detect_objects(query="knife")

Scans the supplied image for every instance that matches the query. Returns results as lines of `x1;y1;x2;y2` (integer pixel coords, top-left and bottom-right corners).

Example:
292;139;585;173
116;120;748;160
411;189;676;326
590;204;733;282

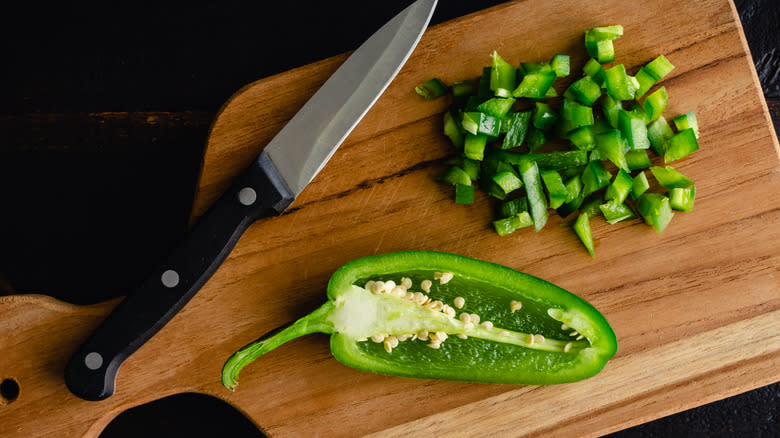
65;0;438;401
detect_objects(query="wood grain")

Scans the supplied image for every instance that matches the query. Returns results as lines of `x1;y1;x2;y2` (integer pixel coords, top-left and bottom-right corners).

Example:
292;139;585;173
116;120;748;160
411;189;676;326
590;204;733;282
1;0;778;436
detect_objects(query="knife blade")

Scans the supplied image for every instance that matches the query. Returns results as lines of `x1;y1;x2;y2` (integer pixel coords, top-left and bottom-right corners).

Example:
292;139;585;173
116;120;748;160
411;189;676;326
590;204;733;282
65;0;438;401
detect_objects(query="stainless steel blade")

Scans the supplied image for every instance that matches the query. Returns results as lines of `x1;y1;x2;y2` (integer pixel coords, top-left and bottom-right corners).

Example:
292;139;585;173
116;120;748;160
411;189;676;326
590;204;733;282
265;0;437;197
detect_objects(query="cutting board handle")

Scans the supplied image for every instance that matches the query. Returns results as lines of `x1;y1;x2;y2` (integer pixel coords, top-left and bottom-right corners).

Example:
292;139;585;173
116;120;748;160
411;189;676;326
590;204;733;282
64;151;294;401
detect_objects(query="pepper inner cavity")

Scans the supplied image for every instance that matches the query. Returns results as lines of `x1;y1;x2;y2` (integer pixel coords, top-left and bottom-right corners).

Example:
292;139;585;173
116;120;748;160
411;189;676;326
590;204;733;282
351;274;589;354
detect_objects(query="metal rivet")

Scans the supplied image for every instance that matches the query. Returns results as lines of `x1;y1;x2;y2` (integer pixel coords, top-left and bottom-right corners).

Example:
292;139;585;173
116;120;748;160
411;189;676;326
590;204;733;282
238;187;257;206
85;352;103;370
161;270;180;288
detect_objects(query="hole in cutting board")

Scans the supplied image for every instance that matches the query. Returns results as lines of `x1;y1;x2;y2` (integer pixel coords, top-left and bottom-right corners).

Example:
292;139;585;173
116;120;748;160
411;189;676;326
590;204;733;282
99;393;265;438
0;378;20;404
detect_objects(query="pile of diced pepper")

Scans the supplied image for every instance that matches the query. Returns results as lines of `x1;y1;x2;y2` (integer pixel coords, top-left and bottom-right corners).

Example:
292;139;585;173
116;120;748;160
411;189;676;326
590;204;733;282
415;25;699;256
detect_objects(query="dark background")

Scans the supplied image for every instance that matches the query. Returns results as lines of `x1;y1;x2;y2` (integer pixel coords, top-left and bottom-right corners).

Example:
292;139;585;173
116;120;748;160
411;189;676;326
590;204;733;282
0;1;777;436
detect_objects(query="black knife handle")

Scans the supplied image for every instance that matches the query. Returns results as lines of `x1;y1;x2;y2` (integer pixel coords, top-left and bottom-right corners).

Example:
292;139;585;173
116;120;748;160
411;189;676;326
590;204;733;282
64;151;293;401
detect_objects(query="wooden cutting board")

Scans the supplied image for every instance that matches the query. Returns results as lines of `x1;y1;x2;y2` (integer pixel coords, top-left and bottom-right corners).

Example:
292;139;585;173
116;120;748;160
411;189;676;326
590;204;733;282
1;0;778;436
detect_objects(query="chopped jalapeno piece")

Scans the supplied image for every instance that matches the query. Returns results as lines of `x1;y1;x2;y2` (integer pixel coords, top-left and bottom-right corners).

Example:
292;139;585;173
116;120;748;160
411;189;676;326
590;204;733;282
670;186;696;212
631;171;650;200
463;112;501;137
625;149;652;170
464;133;488;161
664;128;699;163
595;129;629;171
513;70;557;98
564;75;602;106
437;166;472;186
637;193;674;233
599;201;637;224
526;126;547;153
533;102;559;130
415;78;448;100
643;86;668;123
443;110;465;149
605;169;633;203
618;109;650;150
604;64;636;101
540;169;569;209
492;171;523;196
550;53;571;77
673;111;699;138
574;213;595;257
491;51;518;98
502;111;532;149
583;58;606;86
477;97;516;118
518;159;549;231
493;211;534;236
498;197;528;218
647;115;675;156
601;94;622;129
455;184;475;205
581;160;612;197
650;166;694;189
569;126;597;151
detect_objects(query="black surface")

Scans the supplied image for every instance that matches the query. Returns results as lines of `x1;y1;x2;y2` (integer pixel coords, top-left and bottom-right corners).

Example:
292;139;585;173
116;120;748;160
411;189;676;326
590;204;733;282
0;1;777;436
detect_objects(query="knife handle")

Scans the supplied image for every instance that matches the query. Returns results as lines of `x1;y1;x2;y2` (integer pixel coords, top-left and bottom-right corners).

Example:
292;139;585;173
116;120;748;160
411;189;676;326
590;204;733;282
64;151;293;401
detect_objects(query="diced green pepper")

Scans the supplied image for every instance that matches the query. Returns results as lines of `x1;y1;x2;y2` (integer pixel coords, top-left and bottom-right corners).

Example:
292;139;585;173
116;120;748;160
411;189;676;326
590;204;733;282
451;81;474;99
550;53;570;77
492;171;523;196
415;78;449;100
519;62;553;74
634;68;656;99
437;166;472;186
464;133;488;161
574;213;595;257
650;166;694;189
582;160;612;197
540;169;569;209
618;109;650;150
583;58;606;86
586;39;615;64
647;115;675;156
490;51;518;98
221;251;618;388
664;128;699;163
625;149;652;170
443;110;465;149
502;111;532;149
455;184;475;204
477;97;516;118
533;102;559;130
565;175;583;203
637;193;674;233
586;25;624;41
643;86;668;123
599;201;637;224
631;171;650;200
673;111;699;138
580;195;603;218
595;129;629;171
488;150;589;170
512;70;557;98
605;169;633;204
526;126;547;153
569;125;596;151
604;64;636;101
644;55;675;81
498;197;528;218
564;76;602;106
493;211;534;236
459;156;481;180
670;186;696;212
562;99;594;130
601;94;622;129
518;159;548;231
463;112;501;137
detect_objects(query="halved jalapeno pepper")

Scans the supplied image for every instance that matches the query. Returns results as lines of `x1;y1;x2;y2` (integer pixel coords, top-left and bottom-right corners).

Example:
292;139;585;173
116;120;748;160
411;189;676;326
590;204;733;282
222;251;617;390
